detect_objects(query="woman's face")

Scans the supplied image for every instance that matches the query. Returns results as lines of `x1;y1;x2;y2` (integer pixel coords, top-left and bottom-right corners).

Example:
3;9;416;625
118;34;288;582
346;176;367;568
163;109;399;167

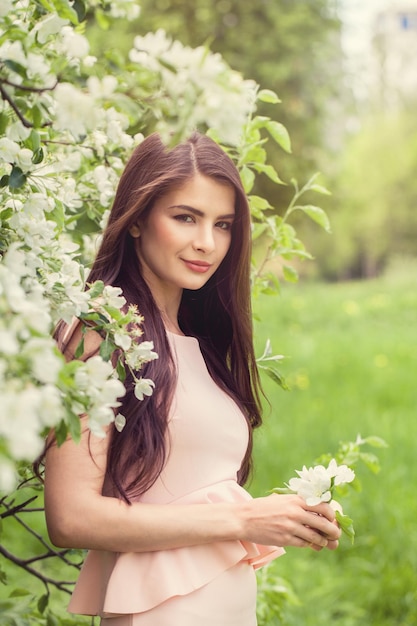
133;173;236;305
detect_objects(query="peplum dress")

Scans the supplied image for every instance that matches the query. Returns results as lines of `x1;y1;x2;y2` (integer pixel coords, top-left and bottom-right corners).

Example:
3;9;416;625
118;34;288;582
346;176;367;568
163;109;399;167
68;331;284;625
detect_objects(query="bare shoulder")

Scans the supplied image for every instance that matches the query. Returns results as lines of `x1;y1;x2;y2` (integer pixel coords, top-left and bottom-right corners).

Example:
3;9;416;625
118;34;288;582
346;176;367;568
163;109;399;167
58;318;103;362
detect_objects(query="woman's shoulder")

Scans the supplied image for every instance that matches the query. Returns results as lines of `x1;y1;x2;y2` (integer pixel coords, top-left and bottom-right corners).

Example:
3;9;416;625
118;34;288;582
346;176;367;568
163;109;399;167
56;317;103;362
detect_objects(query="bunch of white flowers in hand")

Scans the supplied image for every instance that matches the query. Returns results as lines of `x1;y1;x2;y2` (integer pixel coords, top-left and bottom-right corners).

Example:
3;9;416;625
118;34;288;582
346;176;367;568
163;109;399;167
273;435;388;544
275;459;355;542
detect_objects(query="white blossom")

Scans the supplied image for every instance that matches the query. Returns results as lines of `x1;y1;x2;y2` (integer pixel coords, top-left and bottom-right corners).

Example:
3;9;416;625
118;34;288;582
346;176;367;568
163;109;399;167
26;52;53;82
109;0;140;20
0;138;20;163
327;459;356;486
87;75;118;98
33;13;69;44
0;0;12;17
59;26;90;60
7;122;32;142
92;165;118;206
38;384;65;427
114;332;132;351
15;148;34;173
134;378;155;401
0;388;45;459
0;40;26;67
126;341;159;369
0;330;19;355
288;465;332;506
53;83;99;138
21;337;62;384
101;285;126;309
287;459;356;506
114;413;126;432
83;55;97;68
0;461;17;493
88;405;115;437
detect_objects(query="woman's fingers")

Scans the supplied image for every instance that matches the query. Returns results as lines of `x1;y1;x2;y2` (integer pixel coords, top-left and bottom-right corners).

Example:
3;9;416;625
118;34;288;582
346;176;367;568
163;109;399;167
242;494;341;549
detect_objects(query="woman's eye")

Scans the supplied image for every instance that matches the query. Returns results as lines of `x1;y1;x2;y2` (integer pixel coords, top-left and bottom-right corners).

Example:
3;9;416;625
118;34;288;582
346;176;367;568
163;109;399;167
217;221;233;231
174;214;194;223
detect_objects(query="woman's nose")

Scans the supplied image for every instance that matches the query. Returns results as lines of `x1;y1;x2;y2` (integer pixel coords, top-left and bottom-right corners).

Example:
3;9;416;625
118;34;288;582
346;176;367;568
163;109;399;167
192;226;215;253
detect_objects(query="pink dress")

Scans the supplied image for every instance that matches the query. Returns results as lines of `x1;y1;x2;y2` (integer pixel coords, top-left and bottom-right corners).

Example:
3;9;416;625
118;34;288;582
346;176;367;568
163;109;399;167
68;332;284;625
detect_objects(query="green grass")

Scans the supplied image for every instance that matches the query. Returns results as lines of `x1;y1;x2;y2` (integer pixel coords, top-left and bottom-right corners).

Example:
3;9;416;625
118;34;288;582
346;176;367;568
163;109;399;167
250;270;417;625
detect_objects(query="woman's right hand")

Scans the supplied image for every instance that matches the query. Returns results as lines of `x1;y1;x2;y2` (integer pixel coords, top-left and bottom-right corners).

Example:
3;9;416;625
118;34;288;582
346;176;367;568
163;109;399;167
239;493;341;550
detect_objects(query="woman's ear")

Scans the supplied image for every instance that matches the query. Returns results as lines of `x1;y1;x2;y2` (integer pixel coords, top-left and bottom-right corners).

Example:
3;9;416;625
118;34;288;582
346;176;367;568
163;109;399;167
129;224;141;238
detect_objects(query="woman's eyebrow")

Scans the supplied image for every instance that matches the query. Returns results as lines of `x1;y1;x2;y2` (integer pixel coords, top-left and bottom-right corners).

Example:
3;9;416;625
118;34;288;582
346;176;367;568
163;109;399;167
168;204;235;219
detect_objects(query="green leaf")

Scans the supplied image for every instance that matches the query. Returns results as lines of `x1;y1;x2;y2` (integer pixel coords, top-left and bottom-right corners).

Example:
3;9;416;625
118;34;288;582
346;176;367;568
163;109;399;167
335;510;355;544
362;435;389;448
309;183;331;196
297;205;331;233
359;451;382;474
54;419;68;446
283;265;299;283
67;412;82;443
257;89;281;104
95;8;110;29
29;130;40;152
31;104;43;128
32;148;44;165
100;336;116;361
242;144;267;167
240;166;255;193
72;0;86;21
0;175;9;188
258;364;289;390
249;195;273;212
0;113;8;135
254;163;285;185
102;305;123;322
37;593;49;614
0;566;7;584
4;59;27;77
116;358;126;382
87;280;105;298
9;588;31;597
51;0;79;23
74;338;85;359
9;166;27;190
265;120;292;153
251;222;268;241
46;612;59;626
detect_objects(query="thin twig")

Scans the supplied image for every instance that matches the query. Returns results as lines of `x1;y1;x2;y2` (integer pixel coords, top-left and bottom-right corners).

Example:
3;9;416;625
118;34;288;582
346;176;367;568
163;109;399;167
0;84;33;127
0;496;38;519
0;544;75;594
0;75;59;93
2;494;84;569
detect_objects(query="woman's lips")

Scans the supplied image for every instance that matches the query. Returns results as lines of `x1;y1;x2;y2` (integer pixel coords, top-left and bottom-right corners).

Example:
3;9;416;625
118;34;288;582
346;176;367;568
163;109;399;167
182;259;212;273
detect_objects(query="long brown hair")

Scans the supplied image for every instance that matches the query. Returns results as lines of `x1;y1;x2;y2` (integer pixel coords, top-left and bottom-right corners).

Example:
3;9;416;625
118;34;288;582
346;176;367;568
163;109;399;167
57;132;263;502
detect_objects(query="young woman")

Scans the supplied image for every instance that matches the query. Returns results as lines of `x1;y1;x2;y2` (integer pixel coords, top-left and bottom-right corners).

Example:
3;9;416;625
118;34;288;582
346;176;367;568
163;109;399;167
44;132;340;626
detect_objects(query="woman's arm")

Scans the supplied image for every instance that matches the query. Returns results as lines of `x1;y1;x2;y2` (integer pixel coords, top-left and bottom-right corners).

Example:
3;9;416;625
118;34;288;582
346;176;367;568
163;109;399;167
44;422;340;552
